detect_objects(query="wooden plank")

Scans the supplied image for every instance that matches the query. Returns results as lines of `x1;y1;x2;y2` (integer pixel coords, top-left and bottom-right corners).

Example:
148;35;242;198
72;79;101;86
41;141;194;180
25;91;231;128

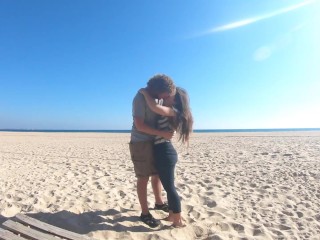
15;214;96;240
0;228;28;240
3;220;59;240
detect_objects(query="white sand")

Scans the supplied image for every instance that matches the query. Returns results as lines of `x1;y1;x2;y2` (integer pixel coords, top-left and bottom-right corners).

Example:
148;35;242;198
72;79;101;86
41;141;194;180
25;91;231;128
1;131;320;239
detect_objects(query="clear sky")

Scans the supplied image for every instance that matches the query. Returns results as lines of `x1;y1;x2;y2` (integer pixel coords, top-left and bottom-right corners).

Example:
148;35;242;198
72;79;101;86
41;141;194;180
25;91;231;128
1;0;319;130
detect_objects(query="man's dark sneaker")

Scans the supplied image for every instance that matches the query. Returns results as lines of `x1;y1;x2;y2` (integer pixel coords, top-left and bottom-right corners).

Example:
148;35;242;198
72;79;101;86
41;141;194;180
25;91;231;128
154;202;169;213
140;213;160;228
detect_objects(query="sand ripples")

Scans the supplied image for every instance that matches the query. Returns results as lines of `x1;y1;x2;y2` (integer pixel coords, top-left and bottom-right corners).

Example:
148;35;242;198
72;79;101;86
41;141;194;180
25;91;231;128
1;132;320;239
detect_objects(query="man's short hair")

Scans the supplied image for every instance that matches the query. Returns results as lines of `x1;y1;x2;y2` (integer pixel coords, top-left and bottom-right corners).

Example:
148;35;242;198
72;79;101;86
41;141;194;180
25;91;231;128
147;74;176;95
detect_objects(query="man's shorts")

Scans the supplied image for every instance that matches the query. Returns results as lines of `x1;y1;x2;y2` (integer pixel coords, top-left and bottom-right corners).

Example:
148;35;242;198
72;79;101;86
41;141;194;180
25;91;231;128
129;141;158;177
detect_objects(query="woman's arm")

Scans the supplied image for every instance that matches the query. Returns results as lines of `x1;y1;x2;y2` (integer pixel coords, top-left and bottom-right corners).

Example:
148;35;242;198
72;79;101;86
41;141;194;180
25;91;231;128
139;88;176;117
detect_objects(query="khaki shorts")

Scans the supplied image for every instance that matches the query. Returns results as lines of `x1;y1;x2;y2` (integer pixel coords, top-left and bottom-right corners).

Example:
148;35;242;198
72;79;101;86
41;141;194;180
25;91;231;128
129;141;157;177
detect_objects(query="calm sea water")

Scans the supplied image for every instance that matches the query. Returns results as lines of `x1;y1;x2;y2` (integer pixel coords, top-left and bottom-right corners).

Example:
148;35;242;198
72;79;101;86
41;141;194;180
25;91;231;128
1;128;320;133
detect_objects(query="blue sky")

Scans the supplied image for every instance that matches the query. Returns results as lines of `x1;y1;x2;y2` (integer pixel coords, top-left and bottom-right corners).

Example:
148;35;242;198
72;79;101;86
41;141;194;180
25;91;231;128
1;0;319;130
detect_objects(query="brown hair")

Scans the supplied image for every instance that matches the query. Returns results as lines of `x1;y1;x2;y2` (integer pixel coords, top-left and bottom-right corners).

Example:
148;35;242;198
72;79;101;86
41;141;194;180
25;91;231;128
172;87;193;143
147;74;176;96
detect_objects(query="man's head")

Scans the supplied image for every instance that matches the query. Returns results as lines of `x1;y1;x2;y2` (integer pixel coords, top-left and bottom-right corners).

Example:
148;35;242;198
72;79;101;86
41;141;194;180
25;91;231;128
146;74;176;100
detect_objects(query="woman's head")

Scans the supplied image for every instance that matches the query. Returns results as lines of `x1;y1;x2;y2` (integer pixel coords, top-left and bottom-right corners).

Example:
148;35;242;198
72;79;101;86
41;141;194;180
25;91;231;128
169;87;193;143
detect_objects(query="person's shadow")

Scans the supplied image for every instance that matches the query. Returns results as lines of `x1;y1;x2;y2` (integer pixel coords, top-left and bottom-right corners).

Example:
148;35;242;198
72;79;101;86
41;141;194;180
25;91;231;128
0;215;7;225
1;208;164;234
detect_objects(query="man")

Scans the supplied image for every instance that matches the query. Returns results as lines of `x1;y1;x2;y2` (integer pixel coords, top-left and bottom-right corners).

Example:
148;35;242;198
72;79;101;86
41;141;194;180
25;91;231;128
129;74;176;228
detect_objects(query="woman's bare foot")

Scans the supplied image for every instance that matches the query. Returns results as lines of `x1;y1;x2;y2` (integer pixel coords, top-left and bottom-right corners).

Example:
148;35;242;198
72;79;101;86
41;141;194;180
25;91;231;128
163;211;174;222
163;216;173;221
172;212;186;228
172;223;186;228
163;213;174;222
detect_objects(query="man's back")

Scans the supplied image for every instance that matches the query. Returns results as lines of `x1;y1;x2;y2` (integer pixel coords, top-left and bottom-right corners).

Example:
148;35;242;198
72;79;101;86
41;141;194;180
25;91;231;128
131;92;158;142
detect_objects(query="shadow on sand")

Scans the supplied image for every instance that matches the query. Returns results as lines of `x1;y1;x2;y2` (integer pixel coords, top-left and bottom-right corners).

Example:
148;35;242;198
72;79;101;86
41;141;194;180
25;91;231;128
0;215;7;225
1;208;163;234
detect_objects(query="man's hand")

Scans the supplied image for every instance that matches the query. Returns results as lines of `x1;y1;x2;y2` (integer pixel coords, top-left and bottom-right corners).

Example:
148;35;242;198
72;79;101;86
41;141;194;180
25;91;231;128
160;130;175;140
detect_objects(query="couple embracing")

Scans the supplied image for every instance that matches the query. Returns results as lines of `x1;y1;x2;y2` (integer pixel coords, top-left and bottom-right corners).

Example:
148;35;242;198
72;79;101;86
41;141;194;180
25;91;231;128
129;74;193;228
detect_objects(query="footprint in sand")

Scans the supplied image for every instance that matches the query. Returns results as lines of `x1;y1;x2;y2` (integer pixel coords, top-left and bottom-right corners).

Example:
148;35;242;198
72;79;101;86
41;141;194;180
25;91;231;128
93;182;103;190
203;179;212;184
207;211;227;221
252;228;264;237
282;210;294;217
192;225;207;238
314;213;320;222
118;190;126;198
283;153;293;157
296;211;304;218
231;222;245;233
216;222;229;231
21;204;34;211
206;186;214;191
270;228;285;238
190;210;201;219
278;224;291;231
44;190;55;197
13;196;22;201
206;200;217;208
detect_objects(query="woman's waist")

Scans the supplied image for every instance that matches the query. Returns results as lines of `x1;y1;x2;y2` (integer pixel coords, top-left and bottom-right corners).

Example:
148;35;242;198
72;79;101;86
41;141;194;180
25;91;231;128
154;141;176;152
154;138;170;145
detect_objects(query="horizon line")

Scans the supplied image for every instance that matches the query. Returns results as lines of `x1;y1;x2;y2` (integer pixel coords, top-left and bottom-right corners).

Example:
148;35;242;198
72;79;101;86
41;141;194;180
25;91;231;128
1;128;320;132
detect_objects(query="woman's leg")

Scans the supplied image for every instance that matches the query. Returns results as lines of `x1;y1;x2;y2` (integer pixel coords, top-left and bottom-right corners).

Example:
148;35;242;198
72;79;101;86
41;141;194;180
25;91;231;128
159;162;181;213
161;163;185;227
157;164;180;211
155;143;184;227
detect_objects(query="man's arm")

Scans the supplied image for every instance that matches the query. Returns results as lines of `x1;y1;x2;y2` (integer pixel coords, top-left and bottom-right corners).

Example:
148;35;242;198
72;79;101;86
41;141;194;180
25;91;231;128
139;89;175;117
134;117;174;140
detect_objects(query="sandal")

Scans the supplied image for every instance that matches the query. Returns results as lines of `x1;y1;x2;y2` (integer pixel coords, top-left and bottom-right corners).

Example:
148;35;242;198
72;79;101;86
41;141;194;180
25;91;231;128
154;202;169;212
140;213;160;228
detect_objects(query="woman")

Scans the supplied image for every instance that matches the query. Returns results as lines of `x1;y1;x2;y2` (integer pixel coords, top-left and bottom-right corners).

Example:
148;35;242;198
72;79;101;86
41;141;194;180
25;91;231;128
140;87;193;228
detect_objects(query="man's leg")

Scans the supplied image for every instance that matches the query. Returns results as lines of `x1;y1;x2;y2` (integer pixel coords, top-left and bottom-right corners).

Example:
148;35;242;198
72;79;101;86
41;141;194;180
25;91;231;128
151;174;165;205
137;176;149;215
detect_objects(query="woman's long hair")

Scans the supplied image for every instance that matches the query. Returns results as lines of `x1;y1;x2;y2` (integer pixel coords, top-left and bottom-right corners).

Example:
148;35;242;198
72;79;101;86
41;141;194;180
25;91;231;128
172;87;193;143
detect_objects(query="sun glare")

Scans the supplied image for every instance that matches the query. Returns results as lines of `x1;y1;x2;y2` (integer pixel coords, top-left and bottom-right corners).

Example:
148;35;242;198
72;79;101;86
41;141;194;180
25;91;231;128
203;0;317;34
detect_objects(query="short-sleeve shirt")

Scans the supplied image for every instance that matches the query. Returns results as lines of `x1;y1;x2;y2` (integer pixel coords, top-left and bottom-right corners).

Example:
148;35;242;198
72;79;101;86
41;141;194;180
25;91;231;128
130;92;160;142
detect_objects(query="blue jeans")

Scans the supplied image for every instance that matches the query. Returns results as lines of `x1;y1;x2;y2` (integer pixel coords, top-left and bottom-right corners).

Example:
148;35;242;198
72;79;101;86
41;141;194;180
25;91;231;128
154;142;181;213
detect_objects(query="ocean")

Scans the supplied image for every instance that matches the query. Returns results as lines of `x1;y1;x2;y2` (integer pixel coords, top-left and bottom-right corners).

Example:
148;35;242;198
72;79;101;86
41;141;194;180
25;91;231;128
1;128;320;133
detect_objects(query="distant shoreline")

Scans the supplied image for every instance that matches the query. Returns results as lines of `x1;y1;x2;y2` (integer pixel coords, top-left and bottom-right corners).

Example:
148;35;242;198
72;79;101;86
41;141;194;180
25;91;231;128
1;128;320;133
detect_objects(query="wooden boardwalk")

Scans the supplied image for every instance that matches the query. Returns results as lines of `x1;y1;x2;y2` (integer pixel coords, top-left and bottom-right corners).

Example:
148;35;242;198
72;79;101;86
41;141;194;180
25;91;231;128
0;213;97;240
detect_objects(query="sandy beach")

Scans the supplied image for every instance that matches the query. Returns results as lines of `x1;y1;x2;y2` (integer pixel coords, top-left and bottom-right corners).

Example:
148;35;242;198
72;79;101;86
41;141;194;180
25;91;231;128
0;131;320;240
